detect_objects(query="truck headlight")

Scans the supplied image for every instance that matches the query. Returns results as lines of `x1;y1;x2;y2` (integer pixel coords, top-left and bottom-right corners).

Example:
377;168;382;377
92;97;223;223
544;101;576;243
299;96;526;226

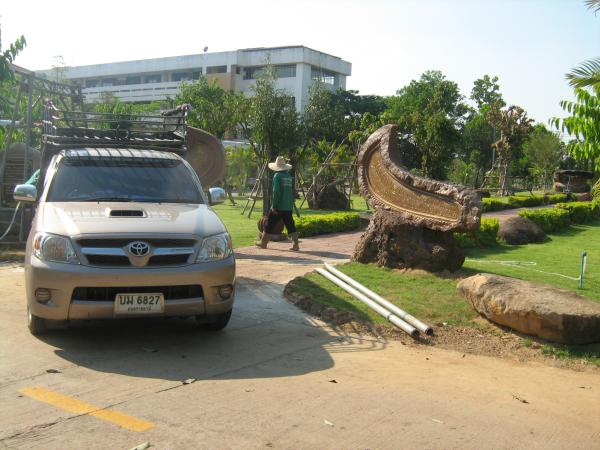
196;233;233;263
33;232;80;264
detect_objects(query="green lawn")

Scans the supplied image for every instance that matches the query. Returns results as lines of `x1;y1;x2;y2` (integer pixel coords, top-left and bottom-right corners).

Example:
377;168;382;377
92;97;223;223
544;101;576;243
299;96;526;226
289;222;600;365
464;222;600;302
294;263;476;326
213;195;369;248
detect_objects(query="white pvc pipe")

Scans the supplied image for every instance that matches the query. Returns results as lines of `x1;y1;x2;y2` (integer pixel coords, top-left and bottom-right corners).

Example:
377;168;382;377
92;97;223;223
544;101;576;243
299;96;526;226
324;263;433;335
315;268;418;337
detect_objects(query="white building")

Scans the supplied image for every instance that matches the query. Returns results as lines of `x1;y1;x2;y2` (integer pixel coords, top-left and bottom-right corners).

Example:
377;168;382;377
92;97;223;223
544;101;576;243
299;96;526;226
42;46;352;112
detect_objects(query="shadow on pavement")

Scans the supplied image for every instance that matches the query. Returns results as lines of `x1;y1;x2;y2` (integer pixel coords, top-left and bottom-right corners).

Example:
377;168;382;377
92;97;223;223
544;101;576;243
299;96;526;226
40;277;387;382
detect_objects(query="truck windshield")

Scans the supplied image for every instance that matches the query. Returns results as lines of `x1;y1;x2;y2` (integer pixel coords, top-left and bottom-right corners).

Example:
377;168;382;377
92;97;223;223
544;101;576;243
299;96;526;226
46;158;204;204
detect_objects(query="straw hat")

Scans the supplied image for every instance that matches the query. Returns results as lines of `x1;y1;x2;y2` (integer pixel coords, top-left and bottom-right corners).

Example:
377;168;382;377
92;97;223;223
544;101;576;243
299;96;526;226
268;156;292;172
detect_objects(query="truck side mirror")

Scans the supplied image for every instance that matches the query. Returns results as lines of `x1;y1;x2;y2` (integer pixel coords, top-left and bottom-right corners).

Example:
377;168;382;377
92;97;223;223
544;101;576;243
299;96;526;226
13;184;37;203
208;187;226;206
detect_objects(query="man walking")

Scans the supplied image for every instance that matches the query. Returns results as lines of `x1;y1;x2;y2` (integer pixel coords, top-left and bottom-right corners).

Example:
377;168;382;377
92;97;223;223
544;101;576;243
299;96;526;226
256;156;299;251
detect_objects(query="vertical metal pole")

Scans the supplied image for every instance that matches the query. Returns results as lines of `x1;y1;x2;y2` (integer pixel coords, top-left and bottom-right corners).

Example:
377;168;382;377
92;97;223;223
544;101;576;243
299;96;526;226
19;74;34;243
0;84;22;207
579;251;587;289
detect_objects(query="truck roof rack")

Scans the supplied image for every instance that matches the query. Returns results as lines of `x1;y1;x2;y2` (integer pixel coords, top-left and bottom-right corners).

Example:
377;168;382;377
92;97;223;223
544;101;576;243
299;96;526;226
40;101;191;174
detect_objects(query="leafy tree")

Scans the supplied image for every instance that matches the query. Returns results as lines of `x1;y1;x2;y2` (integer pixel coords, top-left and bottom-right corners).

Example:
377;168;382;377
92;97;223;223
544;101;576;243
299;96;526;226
487;105;534;194
461;109;496;186
552;87;600;171
331;89;387;119
567;57;600;90
470;75;506;110
0;24;26;82
224;145;256;195
447;159;477;186
175;77;237;138
302;82;350;145
523;125;566;190
385;70;468;179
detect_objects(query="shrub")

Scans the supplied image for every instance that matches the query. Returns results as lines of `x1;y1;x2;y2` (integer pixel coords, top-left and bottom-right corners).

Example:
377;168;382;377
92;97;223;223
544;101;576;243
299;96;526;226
482;194;569;212
482;198;507;212
545;193;569;204
507;195;543;208
556;202;600;224
592;179;600;202
295;212;361;238
455;218;499;248
518;208;571;233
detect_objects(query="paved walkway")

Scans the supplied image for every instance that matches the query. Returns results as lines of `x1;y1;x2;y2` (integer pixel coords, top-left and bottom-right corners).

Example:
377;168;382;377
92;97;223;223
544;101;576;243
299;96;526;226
235;231;361;283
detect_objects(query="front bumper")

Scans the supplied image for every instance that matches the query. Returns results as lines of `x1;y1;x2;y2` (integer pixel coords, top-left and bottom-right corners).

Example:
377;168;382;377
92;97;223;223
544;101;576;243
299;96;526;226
25;256;235;321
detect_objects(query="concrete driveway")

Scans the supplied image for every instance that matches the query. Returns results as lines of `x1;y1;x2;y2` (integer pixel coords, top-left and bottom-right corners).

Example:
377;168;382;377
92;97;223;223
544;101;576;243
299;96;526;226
1;233;599;449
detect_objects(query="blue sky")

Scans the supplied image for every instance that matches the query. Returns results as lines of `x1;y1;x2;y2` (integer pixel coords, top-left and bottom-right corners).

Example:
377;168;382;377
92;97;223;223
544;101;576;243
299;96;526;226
2;0;598;125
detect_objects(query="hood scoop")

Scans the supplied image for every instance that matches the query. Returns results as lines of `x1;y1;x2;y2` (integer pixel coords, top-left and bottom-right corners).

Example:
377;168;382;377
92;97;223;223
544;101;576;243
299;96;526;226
108;209;145;217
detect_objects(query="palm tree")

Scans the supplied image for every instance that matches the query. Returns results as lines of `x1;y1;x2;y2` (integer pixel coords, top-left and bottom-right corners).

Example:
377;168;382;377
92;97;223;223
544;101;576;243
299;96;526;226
567;58;600;90
566;1;600;89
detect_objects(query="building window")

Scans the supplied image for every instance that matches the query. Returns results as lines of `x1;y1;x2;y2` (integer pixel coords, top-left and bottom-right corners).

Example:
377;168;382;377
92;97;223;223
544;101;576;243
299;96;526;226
172;72;192;82
276;65;296;78
192;70;202;80
85;80;97;88
145;74;162;84
206;65;227;74
101;78;118;87
243;66;262;80
125;76;141;85
243;65;296;80
311;66;337;85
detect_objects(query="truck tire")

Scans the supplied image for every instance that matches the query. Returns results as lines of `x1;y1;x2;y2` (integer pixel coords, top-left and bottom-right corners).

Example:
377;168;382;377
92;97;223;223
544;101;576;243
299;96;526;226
27;305;47;335
198;309;232;331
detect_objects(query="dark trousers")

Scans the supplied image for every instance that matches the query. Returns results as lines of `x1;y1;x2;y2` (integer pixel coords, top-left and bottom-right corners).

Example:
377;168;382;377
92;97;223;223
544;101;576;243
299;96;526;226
266;210;296;234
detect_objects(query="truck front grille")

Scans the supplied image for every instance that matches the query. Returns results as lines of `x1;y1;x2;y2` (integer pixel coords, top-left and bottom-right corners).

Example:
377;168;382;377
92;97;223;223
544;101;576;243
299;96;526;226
76;237;197;267
78;238;196;248
71;285;203;302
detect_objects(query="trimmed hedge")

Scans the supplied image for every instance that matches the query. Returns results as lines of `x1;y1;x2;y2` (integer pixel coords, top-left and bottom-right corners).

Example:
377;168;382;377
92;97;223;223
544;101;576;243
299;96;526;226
295;212;361;238
556;201;600;224
482;198;507;212
454;218;499;248
482;193;569;212
518;208;571;233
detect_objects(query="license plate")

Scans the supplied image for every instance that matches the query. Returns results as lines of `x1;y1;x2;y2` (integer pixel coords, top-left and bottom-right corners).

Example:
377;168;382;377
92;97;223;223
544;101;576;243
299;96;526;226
114;293;164;314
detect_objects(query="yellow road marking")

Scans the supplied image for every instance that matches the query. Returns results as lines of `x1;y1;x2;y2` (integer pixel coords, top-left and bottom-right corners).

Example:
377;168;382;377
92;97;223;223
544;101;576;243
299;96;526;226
19;387;154;432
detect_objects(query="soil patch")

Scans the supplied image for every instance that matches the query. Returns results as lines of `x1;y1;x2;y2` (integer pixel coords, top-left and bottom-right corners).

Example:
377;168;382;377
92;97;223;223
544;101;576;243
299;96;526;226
284;275;600;372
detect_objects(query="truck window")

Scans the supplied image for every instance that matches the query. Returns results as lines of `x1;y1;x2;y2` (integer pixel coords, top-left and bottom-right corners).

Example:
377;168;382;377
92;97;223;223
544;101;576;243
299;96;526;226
46;158;204;204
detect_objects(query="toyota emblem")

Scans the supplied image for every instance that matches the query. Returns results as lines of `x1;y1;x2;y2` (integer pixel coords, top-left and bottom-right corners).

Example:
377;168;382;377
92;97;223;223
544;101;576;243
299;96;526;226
128;241;150;257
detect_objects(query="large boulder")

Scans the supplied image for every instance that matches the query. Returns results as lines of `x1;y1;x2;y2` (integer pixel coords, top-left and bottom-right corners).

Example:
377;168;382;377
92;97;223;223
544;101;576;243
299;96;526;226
498;216;546;245
457;274;600;344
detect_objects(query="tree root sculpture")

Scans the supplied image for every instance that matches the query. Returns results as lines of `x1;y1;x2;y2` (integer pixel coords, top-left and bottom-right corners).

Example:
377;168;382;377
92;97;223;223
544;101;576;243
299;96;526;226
352;125;482;271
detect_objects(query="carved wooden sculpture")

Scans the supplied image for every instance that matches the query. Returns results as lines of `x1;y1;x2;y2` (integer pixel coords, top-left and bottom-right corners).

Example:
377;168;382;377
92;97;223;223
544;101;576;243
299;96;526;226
353;125;482;271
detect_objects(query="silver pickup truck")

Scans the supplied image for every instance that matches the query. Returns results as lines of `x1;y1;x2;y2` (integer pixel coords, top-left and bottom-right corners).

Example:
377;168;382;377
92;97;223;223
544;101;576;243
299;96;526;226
14;104;235;334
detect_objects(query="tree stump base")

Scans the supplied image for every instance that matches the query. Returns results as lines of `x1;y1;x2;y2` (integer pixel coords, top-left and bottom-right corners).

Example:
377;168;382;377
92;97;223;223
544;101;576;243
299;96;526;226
352;210;465;272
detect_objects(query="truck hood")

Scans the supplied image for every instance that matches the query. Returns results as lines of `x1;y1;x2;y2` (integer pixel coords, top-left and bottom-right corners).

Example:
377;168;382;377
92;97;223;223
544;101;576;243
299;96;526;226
36;202;227;238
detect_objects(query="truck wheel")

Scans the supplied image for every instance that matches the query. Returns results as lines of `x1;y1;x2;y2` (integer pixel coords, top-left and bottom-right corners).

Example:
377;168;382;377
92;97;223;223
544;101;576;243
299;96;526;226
198;309;232;331
27;306;47;335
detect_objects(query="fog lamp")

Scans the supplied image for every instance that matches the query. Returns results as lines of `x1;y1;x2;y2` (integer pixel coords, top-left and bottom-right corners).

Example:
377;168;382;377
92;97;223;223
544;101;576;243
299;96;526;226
218;284;234;300
35;288;52;303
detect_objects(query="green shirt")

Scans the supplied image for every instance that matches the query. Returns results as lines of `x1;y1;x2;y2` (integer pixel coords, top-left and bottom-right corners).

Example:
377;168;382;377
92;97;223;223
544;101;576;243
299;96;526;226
271;171;294;211
26;169;40;186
